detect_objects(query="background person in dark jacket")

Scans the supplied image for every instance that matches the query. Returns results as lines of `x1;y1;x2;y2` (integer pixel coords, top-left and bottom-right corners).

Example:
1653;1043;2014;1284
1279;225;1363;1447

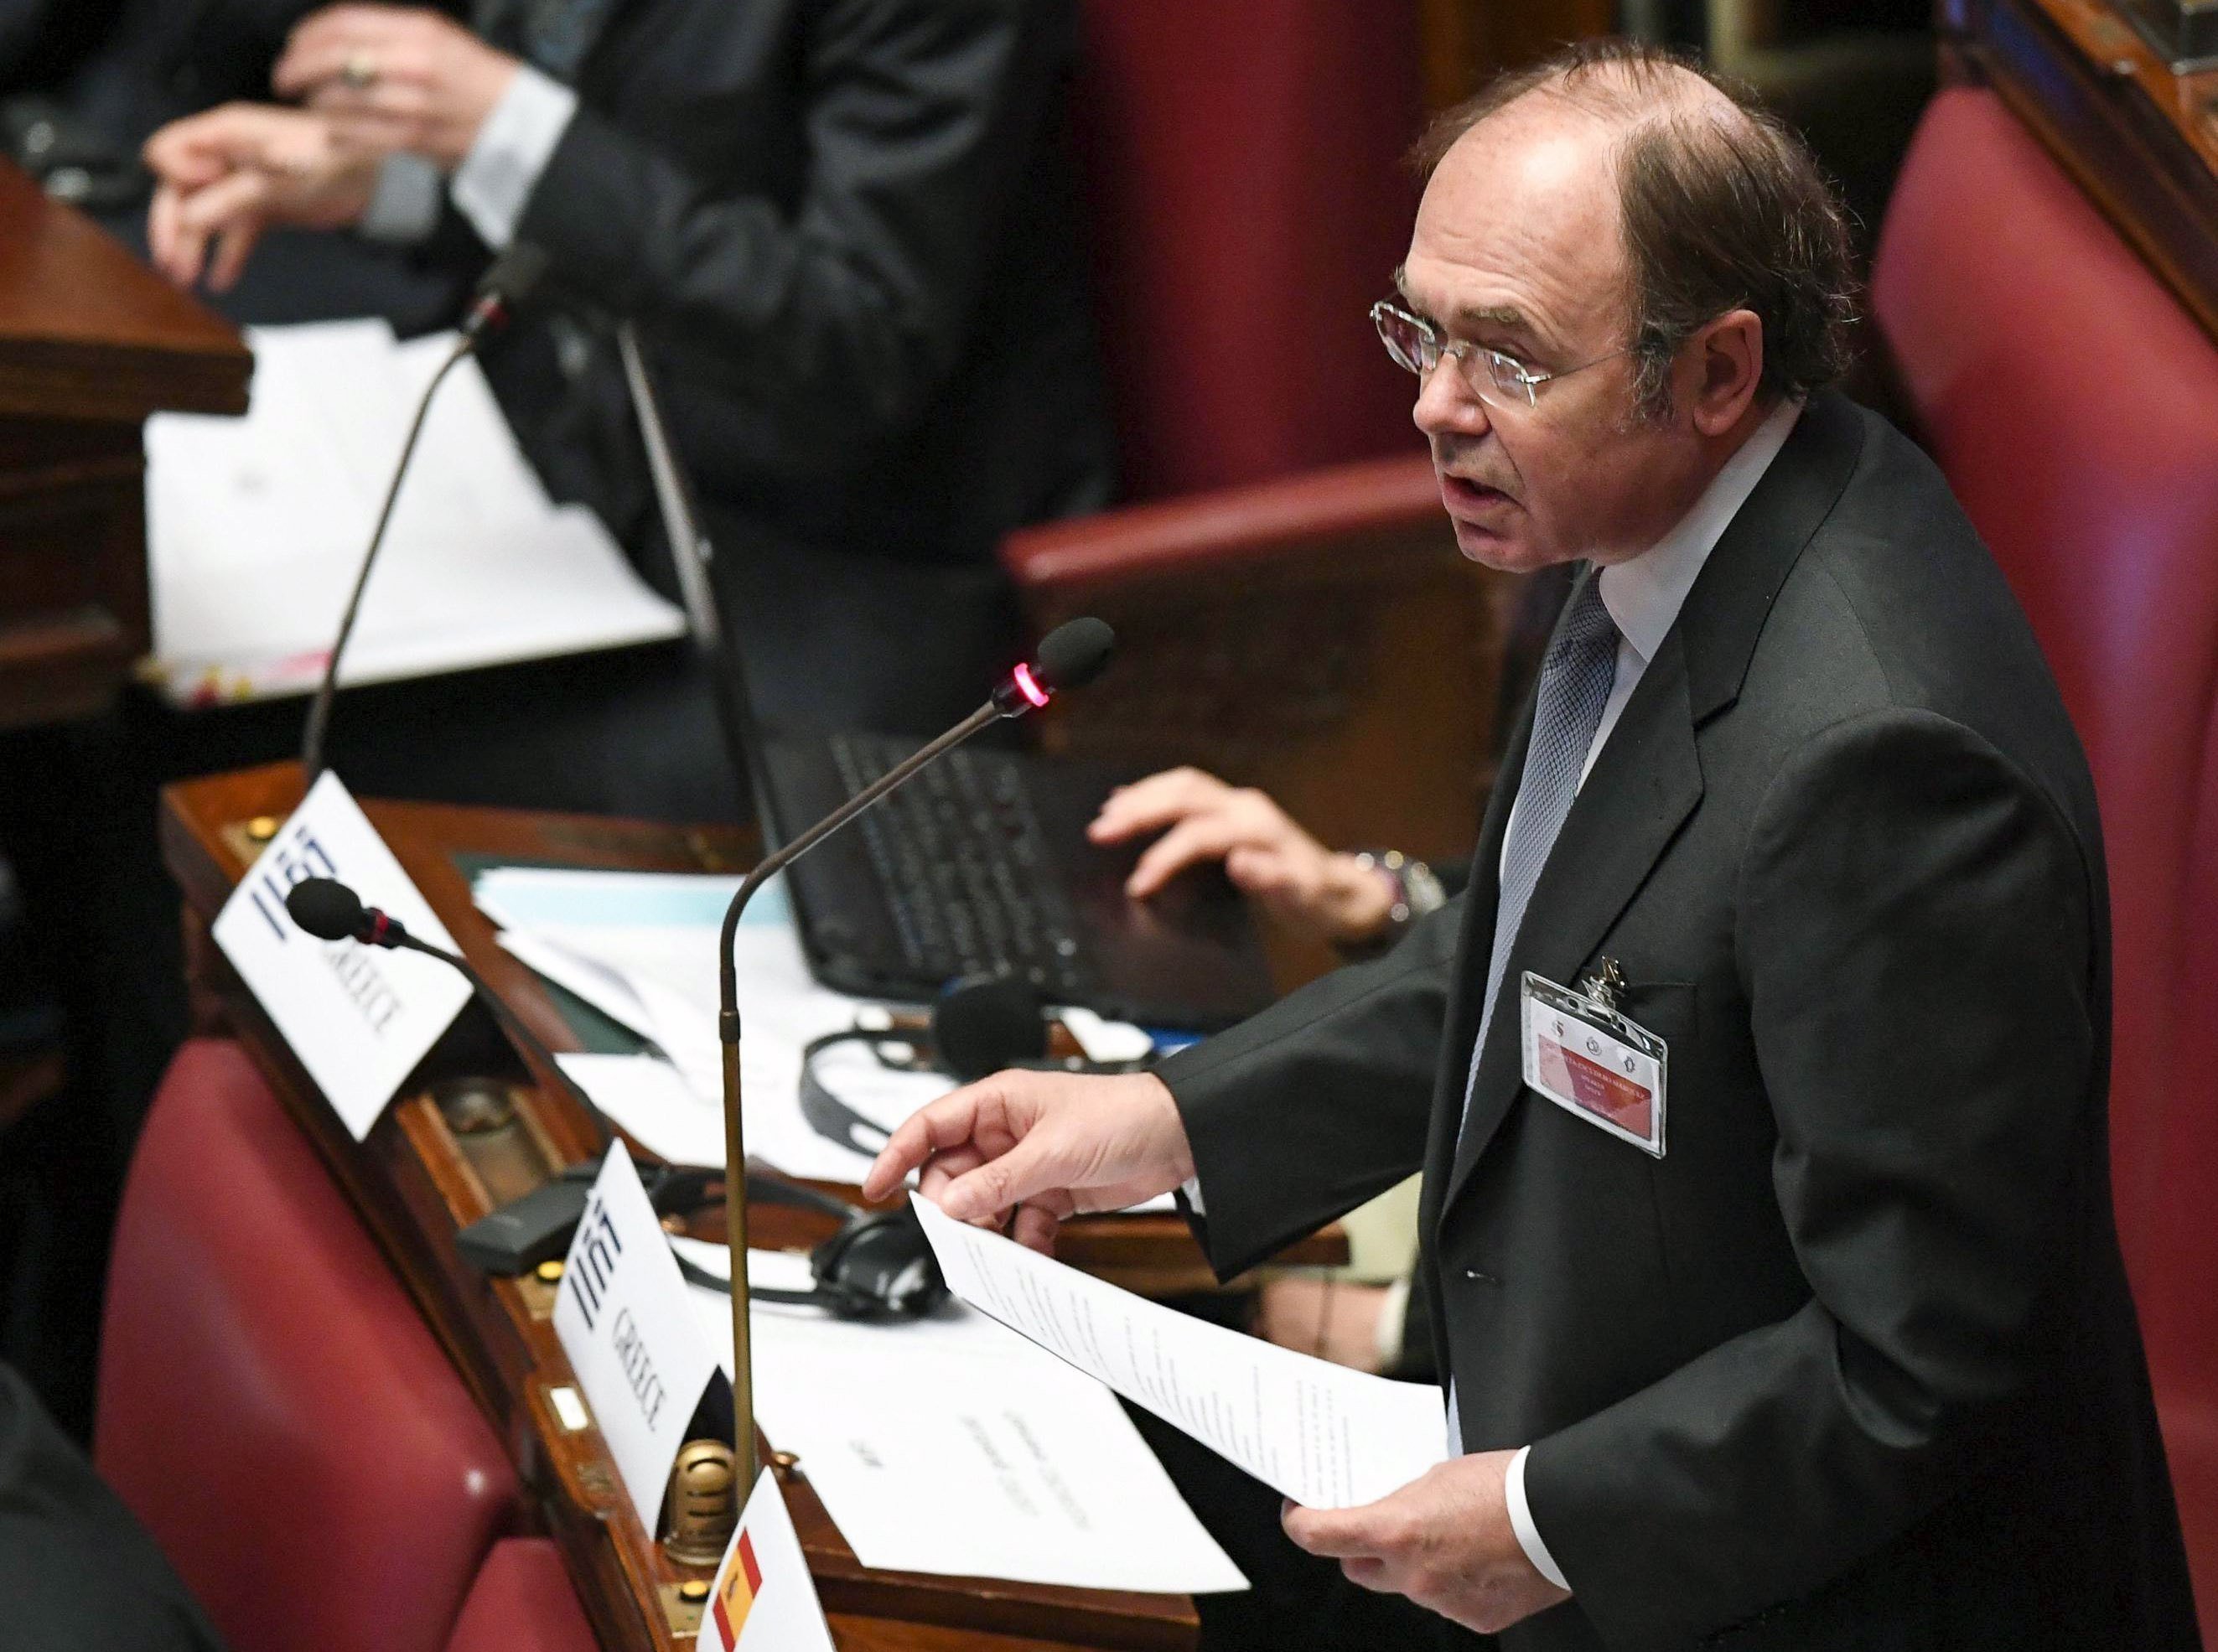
135;0;1113;757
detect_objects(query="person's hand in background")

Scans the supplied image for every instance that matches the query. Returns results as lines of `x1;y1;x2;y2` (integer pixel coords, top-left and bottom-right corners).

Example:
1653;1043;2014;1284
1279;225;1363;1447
1089;767;1399;946
144;104;377;290
275;6;521;171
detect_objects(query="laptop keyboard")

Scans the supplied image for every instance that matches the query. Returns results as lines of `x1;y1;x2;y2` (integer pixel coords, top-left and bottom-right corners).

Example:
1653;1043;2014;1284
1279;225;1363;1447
827;733;1091;998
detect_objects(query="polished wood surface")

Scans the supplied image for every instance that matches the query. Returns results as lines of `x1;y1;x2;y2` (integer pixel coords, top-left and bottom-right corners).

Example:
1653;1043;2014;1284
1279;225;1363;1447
0;158;250;730
163;764;1351;1652
0;160;249;423
1946;0;2218;342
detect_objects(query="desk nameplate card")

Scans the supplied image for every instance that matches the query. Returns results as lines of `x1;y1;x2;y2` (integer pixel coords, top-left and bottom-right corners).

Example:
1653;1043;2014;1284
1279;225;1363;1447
554;1142;725;1532
211;770;473;1139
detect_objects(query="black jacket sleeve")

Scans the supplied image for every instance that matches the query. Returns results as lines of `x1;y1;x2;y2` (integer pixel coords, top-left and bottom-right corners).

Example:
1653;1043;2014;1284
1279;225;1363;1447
513;0;1066;461
1158;893;1465;1281
1523;708;2100;1647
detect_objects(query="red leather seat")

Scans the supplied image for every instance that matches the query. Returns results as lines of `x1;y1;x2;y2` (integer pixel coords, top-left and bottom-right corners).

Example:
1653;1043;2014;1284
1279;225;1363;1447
1072;0;1424;500
1873;85;2218;1636
443;1539;599;1652
1009;6;1511;878
96;1038;520;1652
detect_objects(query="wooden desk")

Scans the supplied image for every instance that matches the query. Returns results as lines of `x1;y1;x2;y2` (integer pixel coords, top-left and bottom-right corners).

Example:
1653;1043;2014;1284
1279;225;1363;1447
163;763;1348;1652
1946;0;2218;343
0;158;249;728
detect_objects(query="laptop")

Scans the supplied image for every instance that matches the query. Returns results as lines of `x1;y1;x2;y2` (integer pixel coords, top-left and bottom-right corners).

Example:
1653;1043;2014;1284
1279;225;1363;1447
621;328;1275;1031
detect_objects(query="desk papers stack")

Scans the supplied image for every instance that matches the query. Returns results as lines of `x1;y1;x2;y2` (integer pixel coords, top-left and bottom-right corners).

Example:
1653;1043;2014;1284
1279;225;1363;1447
145;319;685;705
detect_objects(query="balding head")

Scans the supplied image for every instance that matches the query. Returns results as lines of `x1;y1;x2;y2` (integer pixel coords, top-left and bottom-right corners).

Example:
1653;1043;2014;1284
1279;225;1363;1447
1411;41;1854;417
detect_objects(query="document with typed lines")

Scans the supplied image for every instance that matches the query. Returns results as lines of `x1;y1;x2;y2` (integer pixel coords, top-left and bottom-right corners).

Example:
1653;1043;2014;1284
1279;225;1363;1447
912;1194;1447;1509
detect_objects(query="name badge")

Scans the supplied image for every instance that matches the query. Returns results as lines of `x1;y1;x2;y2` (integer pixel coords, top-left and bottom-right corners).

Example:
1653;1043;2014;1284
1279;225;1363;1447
1520;968;1667;1157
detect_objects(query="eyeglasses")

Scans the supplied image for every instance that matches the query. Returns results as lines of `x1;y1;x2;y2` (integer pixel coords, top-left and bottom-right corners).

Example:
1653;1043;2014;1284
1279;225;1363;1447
1371;300;1625;410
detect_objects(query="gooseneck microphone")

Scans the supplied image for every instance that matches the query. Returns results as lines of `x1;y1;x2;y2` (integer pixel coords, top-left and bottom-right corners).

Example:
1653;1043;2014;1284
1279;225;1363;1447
284;873;610;1142
709;616;1114;1486
298;242;552;782
286;876;951;1310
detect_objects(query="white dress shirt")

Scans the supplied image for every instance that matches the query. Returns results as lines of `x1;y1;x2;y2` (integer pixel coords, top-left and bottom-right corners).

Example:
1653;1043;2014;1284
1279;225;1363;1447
359;62;580;251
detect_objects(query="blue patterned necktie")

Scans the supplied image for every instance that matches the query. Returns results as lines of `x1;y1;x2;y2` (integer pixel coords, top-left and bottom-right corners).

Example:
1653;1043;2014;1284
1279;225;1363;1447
1459;574;1621;1138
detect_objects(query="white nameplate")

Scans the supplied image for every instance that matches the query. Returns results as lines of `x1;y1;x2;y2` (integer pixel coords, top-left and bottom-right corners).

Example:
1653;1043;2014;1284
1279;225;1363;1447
697;1468;836;1652
553;1143;722;1532
211;770;474;1140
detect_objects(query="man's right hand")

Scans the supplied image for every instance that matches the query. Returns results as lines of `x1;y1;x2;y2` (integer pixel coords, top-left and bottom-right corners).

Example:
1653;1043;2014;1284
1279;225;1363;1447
144;104;378;291
863;1069;1195;1254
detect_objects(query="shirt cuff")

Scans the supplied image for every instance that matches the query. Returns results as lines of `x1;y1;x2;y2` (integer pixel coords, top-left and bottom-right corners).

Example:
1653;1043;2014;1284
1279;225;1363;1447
451;62;578;251
1178;1175;1205;1215
1371;1276;1411;1369
1505;1445;1571;1592
360;153;443;245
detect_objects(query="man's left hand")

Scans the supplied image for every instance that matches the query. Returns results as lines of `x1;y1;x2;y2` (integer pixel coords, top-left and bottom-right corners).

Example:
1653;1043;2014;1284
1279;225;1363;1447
274;6;520;170
1283;1449;1572;1634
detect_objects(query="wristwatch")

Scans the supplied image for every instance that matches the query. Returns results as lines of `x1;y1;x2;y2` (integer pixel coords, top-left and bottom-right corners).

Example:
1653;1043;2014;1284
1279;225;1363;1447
1349;849;1448;949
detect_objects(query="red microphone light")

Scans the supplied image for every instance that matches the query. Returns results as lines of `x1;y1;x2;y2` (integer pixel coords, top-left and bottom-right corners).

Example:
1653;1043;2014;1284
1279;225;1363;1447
1011;661;1051;709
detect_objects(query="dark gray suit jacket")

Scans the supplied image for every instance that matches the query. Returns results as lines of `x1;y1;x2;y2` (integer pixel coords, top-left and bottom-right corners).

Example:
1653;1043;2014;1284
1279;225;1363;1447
1162;391;2200;1650
476;0;1112;569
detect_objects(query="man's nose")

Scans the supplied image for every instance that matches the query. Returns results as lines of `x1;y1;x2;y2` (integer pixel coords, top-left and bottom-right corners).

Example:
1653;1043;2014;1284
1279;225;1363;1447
1411;360;1490;442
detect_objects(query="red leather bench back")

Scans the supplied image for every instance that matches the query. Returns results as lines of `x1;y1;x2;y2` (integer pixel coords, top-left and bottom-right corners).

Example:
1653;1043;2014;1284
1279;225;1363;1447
443;1538;599;1652
1873;84;2218;1632
96;1039;519;1652
1873;85;2218;1275
1073;0;1426;500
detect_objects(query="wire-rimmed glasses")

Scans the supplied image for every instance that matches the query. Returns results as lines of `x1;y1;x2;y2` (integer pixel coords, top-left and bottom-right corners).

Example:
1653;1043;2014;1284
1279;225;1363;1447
1371;299;1624;410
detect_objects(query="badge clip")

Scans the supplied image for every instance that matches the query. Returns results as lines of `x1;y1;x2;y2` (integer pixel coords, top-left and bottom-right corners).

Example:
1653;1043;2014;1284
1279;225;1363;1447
1577;956;1626;1013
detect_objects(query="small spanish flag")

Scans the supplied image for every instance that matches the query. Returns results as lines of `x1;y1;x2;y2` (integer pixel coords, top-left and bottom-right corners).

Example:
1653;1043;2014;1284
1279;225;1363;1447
712;1530;764;1646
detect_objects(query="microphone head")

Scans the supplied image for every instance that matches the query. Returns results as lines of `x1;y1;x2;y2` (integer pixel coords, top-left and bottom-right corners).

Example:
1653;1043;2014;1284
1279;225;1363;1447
286;878;369;943
1031;619;1115;693
932;973;1049;1083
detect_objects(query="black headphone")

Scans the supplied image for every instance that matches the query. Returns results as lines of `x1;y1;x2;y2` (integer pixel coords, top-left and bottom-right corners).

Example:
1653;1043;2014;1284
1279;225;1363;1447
650;1163;947;1323
797;974;1158;1157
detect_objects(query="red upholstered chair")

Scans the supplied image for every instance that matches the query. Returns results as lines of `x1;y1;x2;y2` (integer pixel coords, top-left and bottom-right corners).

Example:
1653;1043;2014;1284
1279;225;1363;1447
96;1038;520;1652
1872;85;2218;1635
1873;85;2218;1276
1013;3;1519;885
443;1539;599;1652
1071;0;1424;500
2155;702;2218;1632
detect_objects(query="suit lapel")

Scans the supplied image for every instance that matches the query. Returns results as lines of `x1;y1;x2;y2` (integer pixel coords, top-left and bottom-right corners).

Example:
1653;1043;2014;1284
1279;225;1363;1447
1416;672;1532;1255
1433;389;1870;1224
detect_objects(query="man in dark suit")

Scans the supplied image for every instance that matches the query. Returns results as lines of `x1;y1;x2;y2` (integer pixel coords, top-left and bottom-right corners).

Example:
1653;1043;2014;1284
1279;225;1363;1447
866;40;2200;1651
133;0;1109;750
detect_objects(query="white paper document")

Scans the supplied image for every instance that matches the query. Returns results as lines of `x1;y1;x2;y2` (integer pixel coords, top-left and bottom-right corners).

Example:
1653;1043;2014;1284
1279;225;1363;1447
676;1239;1246;1594
484;892;953;1182
913;1195;1447;1510
145;319;684;702
475;865;1168;1199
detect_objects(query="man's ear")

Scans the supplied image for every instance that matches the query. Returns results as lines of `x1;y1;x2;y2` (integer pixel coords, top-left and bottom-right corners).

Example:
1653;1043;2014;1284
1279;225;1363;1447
1679;308;1764;436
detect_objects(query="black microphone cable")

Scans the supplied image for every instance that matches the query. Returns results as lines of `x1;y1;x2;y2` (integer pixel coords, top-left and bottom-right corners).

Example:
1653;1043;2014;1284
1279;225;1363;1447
298;242;551;782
